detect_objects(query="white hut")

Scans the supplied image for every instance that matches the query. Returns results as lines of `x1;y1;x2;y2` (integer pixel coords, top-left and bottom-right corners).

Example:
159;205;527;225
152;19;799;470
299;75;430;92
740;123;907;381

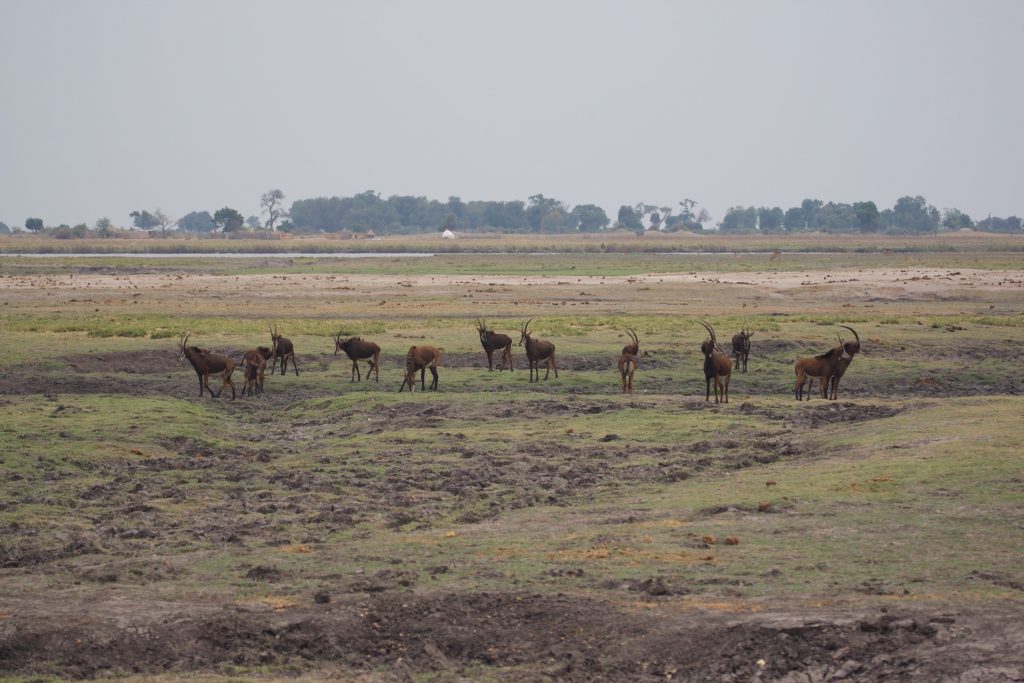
442;229;456;239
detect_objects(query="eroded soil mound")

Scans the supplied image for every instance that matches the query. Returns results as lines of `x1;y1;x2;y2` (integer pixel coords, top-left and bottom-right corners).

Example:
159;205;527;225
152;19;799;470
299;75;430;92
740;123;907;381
1;593;1020;681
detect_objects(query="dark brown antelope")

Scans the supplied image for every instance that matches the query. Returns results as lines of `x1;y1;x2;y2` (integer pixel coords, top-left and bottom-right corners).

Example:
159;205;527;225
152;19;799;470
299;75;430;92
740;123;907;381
618;329;638;394
519;319;558;382
240;346;271;397
476;318;513;371
803;336;842;399
177;333;236;399
698;320;732;403
794;331;852;400
398;345;442;392
731;327;753;373
334;332;381;383
268;323;299;376
825;325;862;400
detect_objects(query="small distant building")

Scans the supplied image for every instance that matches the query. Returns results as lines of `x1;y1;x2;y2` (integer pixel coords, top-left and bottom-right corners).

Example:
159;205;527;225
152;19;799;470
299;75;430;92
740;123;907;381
364;229;376;239
442;229;456;239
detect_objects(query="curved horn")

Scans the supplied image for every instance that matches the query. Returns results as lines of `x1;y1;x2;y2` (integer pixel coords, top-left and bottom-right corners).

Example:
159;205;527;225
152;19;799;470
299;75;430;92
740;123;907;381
702;320;724;352
627;328;638;345
838;325;860;345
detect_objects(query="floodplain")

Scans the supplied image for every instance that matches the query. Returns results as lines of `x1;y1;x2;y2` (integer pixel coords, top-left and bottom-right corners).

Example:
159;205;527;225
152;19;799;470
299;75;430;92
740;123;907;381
1;235;1022;681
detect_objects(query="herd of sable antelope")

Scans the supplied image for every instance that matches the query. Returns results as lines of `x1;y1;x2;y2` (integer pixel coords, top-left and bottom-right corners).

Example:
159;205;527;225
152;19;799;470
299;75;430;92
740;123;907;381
176;318;862;403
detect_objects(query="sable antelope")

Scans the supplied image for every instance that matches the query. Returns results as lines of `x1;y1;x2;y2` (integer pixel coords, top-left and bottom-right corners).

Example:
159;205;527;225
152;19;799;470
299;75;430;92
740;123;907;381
519;319;558;382
240;346;271;397
268;324;299;376
398;345;442;392
618;329;638;394
476;318;513;371
826;325;862;400
176;333;236;400
698;320;732;403
731;327;753;373
794;331;852;400
334;332;381;383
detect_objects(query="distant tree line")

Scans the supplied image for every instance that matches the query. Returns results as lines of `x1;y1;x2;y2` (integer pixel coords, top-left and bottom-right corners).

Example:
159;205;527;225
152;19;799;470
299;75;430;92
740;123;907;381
287;192;616;235
718;196;1022;235
4;190;1021;237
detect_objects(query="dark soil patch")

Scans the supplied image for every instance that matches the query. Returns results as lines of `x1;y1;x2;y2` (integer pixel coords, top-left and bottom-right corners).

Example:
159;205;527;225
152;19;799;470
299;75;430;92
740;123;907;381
0;593;1019;681
788;402;902;428
63;349;180;375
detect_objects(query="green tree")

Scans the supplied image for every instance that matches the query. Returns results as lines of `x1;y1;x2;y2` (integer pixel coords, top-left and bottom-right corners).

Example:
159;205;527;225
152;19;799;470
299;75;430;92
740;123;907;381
617;205;643;232
94;217;114;237
665;199;709;232
129;210;159;231
816;202;858;232
213;207;245;233
571;204;610;232
783;207;805;231
718;206;758;233
888;196;940;233
800;199;824;229
0;222;10;234
245;215;261;229
25;217;44;232
446;196;467;228
260;189;287;231
757;207;785;233
525;195;567;231
153;210;172;236
539;207;578;233
976;215;1022;233
941;208;973;230
177;211;216;233
853;201;880;232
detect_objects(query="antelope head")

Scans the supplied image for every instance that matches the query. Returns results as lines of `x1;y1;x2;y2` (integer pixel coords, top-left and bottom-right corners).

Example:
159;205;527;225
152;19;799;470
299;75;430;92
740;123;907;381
838;325;861;357
698;320;722;356
518;319;534;347
177;332;191;362
333;329;344;355
476;317;490;344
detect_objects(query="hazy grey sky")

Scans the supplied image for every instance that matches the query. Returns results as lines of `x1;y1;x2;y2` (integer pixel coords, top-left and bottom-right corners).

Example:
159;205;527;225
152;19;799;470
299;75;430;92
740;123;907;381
2;1;1022;227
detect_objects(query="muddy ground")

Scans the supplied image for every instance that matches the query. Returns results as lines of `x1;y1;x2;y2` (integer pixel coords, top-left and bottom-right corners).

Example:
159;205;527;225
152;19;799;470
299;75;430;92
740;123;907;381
2;347;1023;680
1;256;1022;681
3;593;1023;682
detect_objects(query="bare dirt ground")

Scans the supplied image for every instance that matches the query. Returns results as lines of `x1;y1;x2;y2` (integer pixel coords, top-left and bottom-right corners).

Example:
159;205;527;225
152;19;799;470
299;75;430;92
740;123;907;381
3;593;1022;681
1;256;1022;681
